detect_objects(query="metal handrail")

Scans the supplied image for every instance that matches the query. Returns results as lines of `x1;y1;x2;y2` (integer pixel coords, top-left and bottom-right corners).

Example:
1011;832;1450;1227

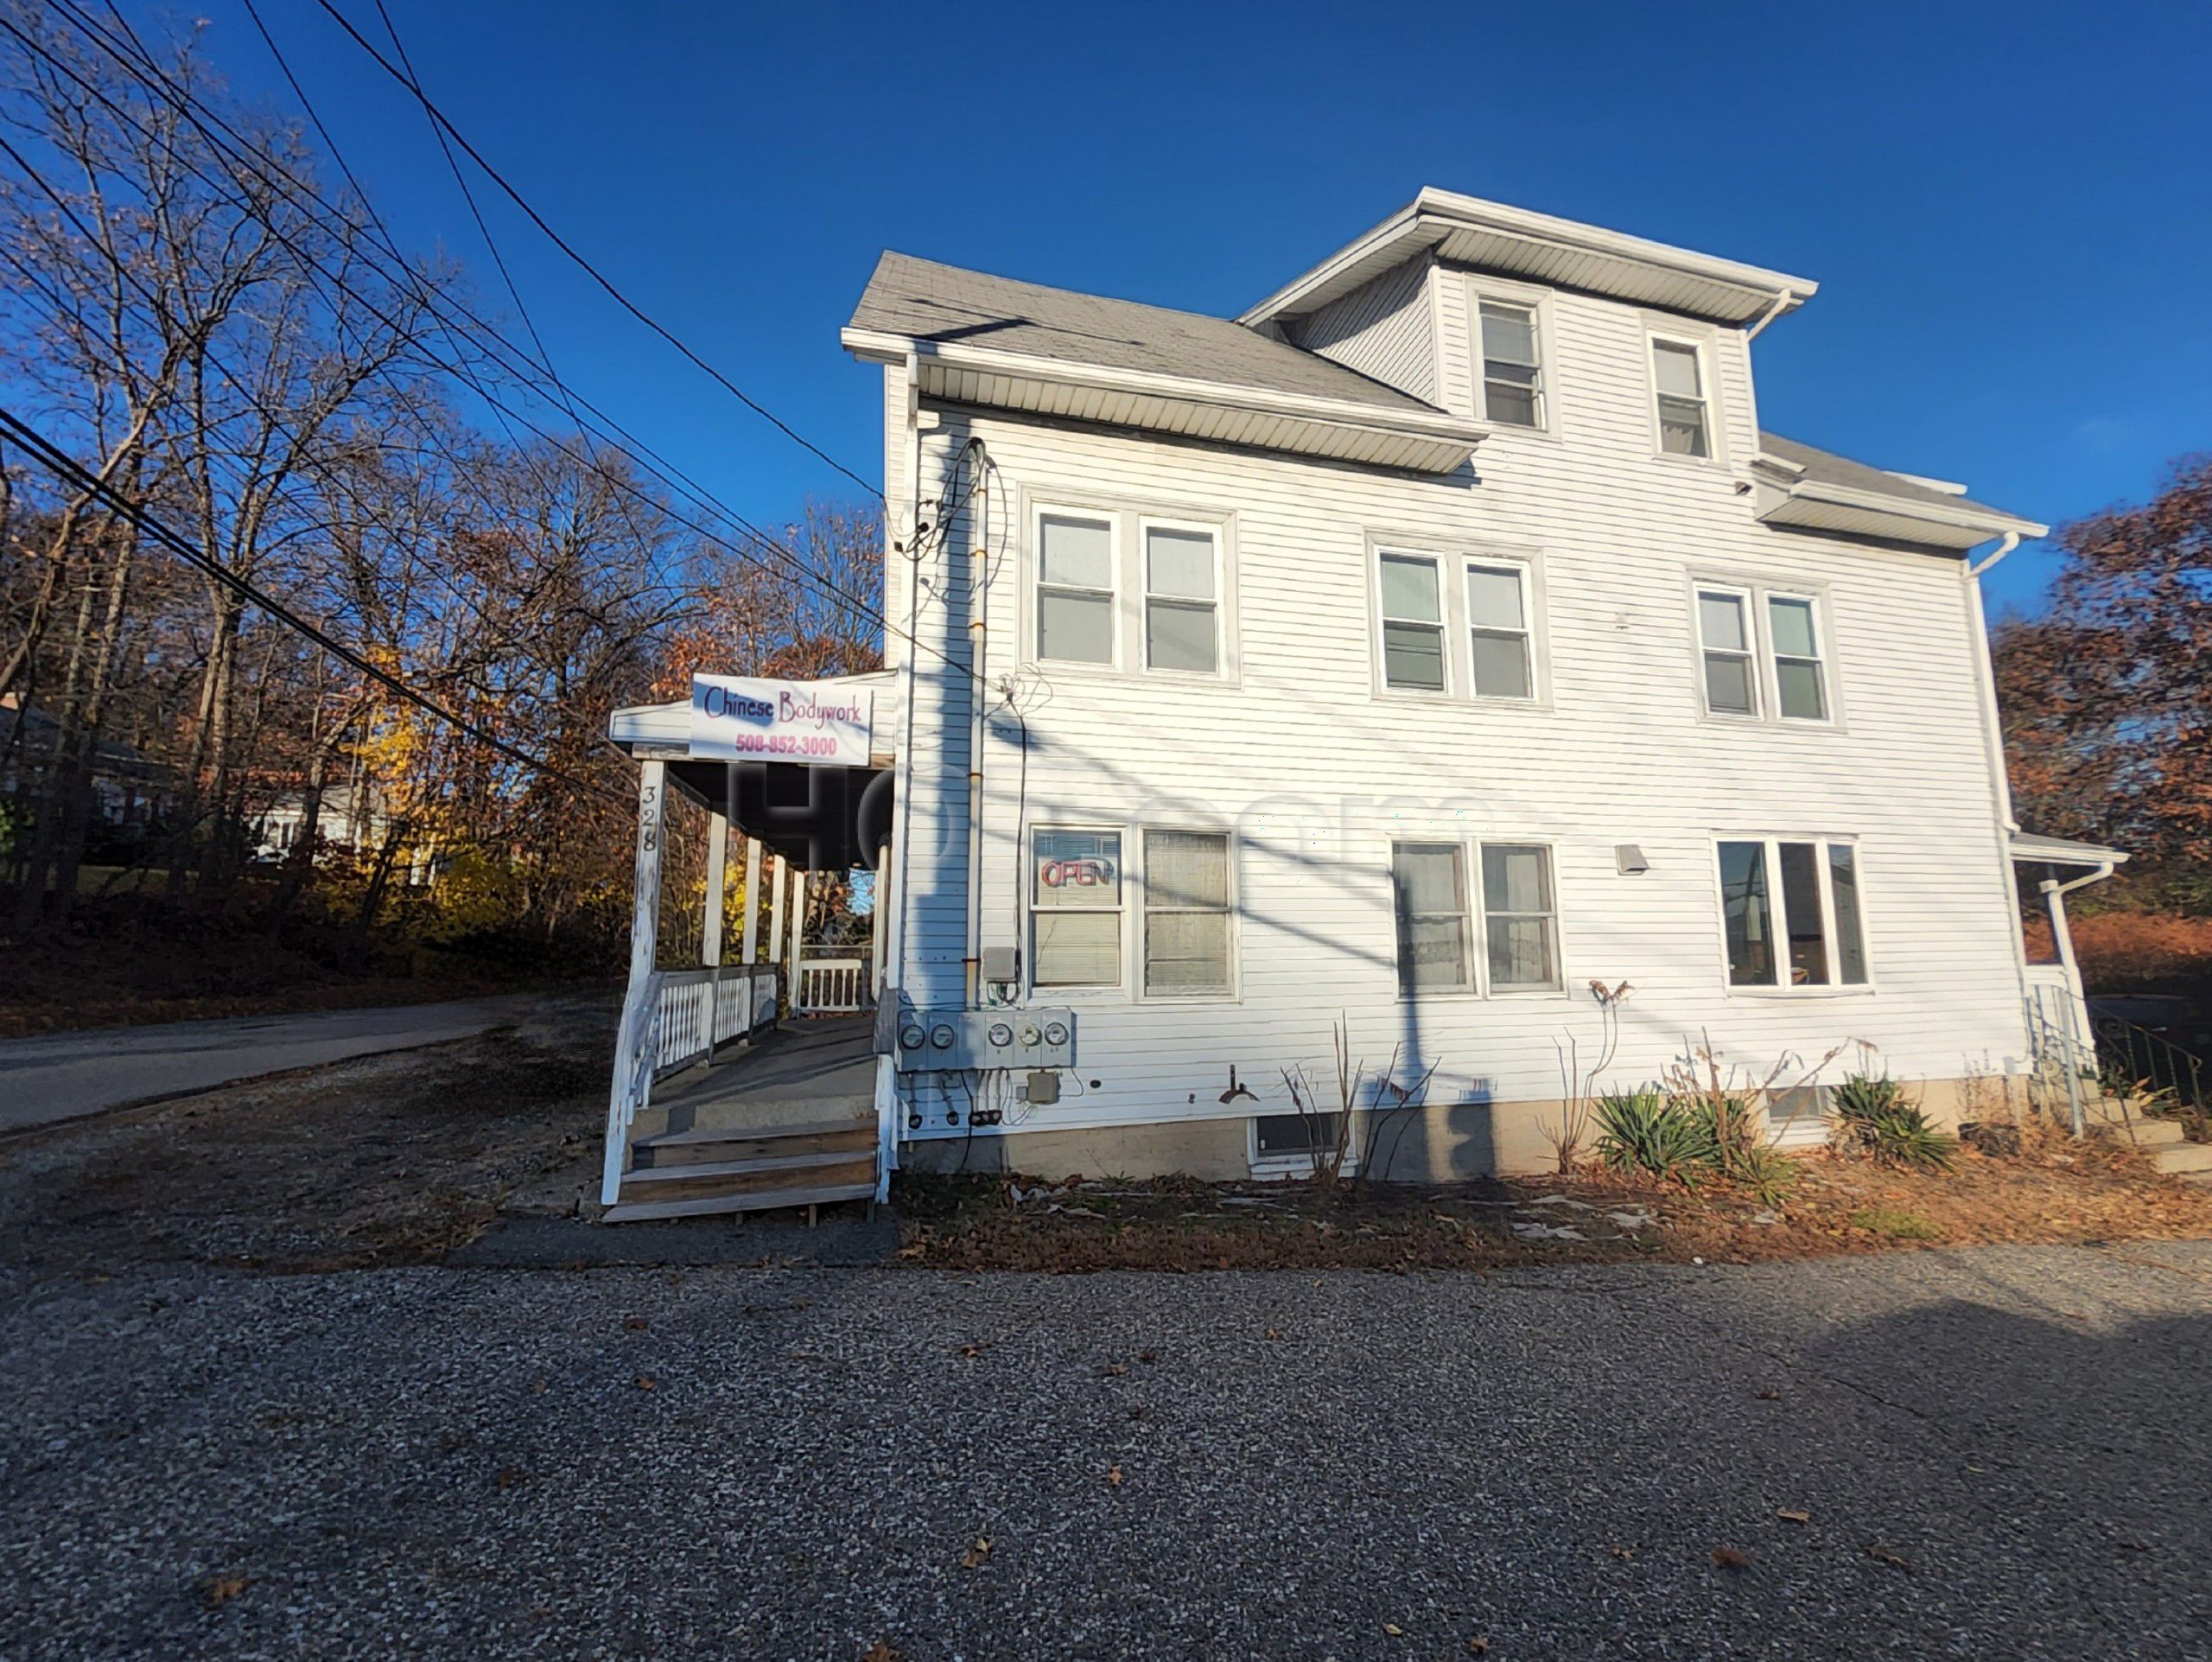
2092;1013;2208;1112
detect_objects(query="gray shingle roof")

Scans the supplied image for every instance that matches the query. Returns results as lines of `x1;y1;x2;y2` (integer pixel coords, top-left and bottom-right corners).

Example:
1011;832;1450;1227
848;252;1441;415
1757;432;2020;524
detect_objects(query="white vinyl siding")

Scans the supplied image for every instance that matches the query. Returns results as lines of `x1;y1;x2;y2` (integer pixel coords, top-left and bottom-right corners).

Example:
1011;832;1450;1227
1717;837;1870;990
1142;525;1220;676
1141;829;1233;996
1037;513;1115;665
1032;828;1123;987
1652;337;1711;458
1291;258;1439;405
1478;300;1544;429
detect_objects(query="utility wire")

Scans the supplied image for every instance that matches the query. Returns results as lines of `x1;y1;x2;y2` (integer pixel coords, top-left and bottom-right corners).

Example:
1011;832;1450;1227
0;404;626;805
306;0;882;500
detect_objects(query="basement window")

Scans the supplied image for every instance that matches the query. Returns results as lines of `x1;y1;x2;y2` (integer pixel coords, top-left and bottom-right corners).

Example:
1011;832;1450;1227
1255;1111;1343;1162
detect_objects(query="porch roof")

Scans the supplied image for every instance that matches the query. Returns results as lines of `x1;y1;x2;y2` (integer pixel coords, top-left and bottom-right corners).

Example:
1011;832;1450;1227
2009;831;2128;869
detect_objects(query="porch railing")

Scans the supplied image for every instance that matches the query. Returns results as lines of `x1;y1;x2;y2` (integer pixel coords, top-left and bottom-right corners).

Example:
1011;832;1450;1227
2092;1012;2209;1114
795;946;874;1015
602;963;783;1204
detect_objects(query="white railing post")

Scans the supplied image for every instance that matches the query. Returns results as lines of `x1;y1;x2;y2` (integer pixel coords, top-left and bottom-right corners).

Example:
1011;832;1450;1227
741;836;762;965
790;863;807;974
602;758;666;1207
768;853;787;965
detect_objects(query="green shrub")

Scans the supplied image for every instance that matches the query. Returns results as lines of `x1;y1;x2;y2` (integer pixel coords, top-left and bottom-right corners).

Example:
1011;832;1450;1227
1832;1074;1955;1170
1729;1141;1799;1208
1594;1089;1718;1184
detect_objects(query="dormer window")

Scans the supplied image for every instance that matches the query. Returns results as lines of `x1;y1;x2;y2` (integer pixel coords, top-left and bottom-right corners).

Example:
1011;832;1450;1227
1478;301;1544;429
1652;339;1711;458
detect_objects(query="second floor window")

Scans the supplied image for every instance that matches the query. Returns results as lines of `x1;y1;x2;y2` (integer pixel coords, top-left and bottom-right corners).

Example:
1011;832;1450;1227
1379;551;1446;691
1767;595;1829;721
1038;513;1115;665
1143;525;1219;675
1698;588;1758;716
1696;583;1835;723
1467;562;1535;699
1652;339;1711;458
1478;301;1544;429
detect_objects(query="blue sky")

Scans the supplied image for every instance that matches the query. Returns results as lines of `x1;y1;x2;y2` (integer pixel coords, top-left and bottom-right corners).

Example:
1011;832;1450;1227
163;0;2210;616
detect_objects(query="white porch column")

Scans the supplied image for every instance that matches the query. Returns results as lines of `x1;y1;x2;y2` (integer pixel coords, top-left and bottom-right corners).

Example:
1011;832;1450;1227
789;863;807;971
703;811;728;968
870;842;889;998
740;836;762;965
768;854;788;964
601;758;666;1206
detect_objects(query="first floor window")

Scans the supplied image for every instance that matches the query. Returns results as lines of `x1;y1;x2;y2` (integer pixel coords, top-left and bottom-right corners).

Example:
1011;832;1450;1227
1481;843;1560;990
1378;551;1446;691
1142;829;1232;995
1718;838;1870;988
1037;513;1115;665
1392;842;1471;993
1466;561;1535;699
1033;828;1122;985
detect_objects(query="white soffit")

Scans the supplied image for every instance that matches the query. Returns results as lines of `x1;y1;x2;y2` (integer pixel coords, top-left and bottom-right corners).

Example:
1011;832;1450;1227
1243;188;1819;328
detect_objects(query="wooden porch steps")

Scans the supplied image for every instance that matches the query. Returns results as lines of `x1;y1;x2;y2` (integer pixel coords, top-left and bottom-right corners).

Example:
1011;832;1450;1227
610;1111;877;1221
601;1181;877;1224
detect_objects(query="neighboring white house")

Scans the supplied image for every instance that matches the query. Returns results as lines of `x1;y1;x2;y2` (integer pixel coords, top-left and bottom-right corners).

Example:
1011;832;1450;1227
815;186;2127;1181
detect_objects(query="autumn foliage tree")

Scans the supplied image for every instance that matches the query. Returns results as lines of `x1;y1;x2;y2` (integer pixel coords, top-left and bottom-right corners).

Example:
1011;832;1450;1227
1993;455;2212;905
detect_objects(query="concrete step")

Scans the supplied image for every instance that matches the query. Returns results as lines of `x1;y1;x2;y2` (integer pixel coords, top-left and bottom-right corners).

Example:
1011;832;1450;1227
2091;1117;2189;1147
601;1181;876;1224
2152;1142;2212;1175
630;1121;874;1168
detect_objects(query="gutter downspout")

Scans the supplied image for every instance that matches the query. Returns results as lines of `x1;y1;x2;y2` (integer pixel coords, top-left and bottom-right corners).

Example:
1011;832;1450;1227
2041;860;2117;1138
1744;288;1796;341
878;353;926;1171
1965;532;2022;833
962;443;989;1011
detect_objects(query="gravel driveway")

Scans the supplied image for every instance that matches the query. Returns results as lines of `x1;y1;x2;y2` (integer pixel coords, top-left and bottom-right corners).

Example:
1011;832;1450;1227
3;1243;2208;1660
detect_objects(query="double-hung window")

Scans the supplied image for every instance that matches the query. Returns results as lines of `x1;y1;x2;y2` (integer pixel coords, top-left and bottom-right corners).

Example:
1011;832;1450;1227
1393;840;1561;996
1697;588;1758;716
1142;525;1219;675
1481;844;1561;990
1141;829;1232;996
1467;562;1535;699
1391;843;1471;993
1478;300;1544;429
1766;595;1828;721
1037;513;1115;665
1717;837;1869;989
1652;339;1712;458
1032;828;1122;987
1378;551;1446;691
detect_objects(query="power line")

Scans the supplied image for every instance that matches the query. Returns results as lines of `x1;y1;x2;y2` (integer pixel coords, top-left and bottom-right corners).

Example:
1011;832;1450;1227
0;403;626;805
305;0;883;500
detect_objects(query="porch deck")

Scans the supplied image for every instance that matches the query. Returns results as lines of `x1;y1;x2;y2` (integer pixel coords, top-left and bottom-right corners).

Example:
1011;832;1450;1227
606;1016;880;1223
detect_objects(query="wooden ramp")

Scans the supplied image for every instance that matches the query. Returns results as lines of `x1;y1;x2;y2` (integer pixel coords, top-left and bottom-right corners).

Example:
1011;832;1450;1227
604;1016;878;1223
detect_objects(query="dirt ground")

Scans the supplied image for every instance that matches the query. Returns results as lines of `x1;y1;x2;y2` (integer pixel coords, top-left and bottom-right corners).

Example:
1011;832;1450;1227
894;1133;2212;1273
0;1000;614;1277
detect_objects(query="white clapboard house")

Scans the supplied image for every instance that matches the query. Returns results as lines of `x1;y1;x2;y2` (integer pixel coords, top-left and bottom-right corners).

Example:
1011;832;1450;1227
599;188;2119;1217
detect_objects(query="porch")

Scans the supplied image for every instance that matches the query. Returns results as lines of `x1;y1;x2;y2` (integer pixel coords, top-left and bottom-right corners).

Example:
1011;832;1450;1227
599;672;897;1223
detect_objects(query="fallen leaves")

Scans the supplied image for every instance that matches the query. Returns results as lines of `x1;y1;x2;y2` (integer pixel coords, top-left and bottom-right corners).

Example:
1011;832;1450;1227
1097;1362;1128;1377
1105;1464;1124;1488
860;1642;903;1662
634;1375;657;1391
1383;1622;1405;1637
623;1316;649;1331
1711;1544;1751;1570
958;1536;992;1570
1864;1542;1912;1570
199;1573;251;1608
1754;1387;1784;1401
1777;1507;1811;1525
1465;1641;1490;1657
957;1342;988;1360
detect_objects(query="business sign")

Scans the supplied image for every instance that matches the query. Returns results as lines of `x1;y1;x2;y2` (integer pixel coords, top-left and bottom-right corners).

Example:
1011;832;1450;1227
689;674;874;767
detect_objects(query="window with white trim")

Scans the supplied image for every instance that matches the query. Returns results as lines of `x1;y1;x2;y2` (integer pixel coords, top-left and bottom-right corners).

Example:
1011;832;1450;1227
1142;525;1219;675
1652;339;1711;458
1391;842;1470;993
1378;551;1446;691
1036;513;1115;665
1718;837;1870;989
1480;843;1560;990
1032;828;1122;987
1697;587;1758;716
1466;561;1535;699
1141;829;1232;996
1766;594;1828;721
1478;300;1544;429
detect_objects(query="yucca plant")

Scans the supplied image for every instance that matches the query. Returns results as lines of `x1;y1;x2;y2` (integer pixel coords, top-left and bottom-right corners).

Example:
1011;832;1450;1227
1831;1073;1955;1170
1594;1088;1718;1184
